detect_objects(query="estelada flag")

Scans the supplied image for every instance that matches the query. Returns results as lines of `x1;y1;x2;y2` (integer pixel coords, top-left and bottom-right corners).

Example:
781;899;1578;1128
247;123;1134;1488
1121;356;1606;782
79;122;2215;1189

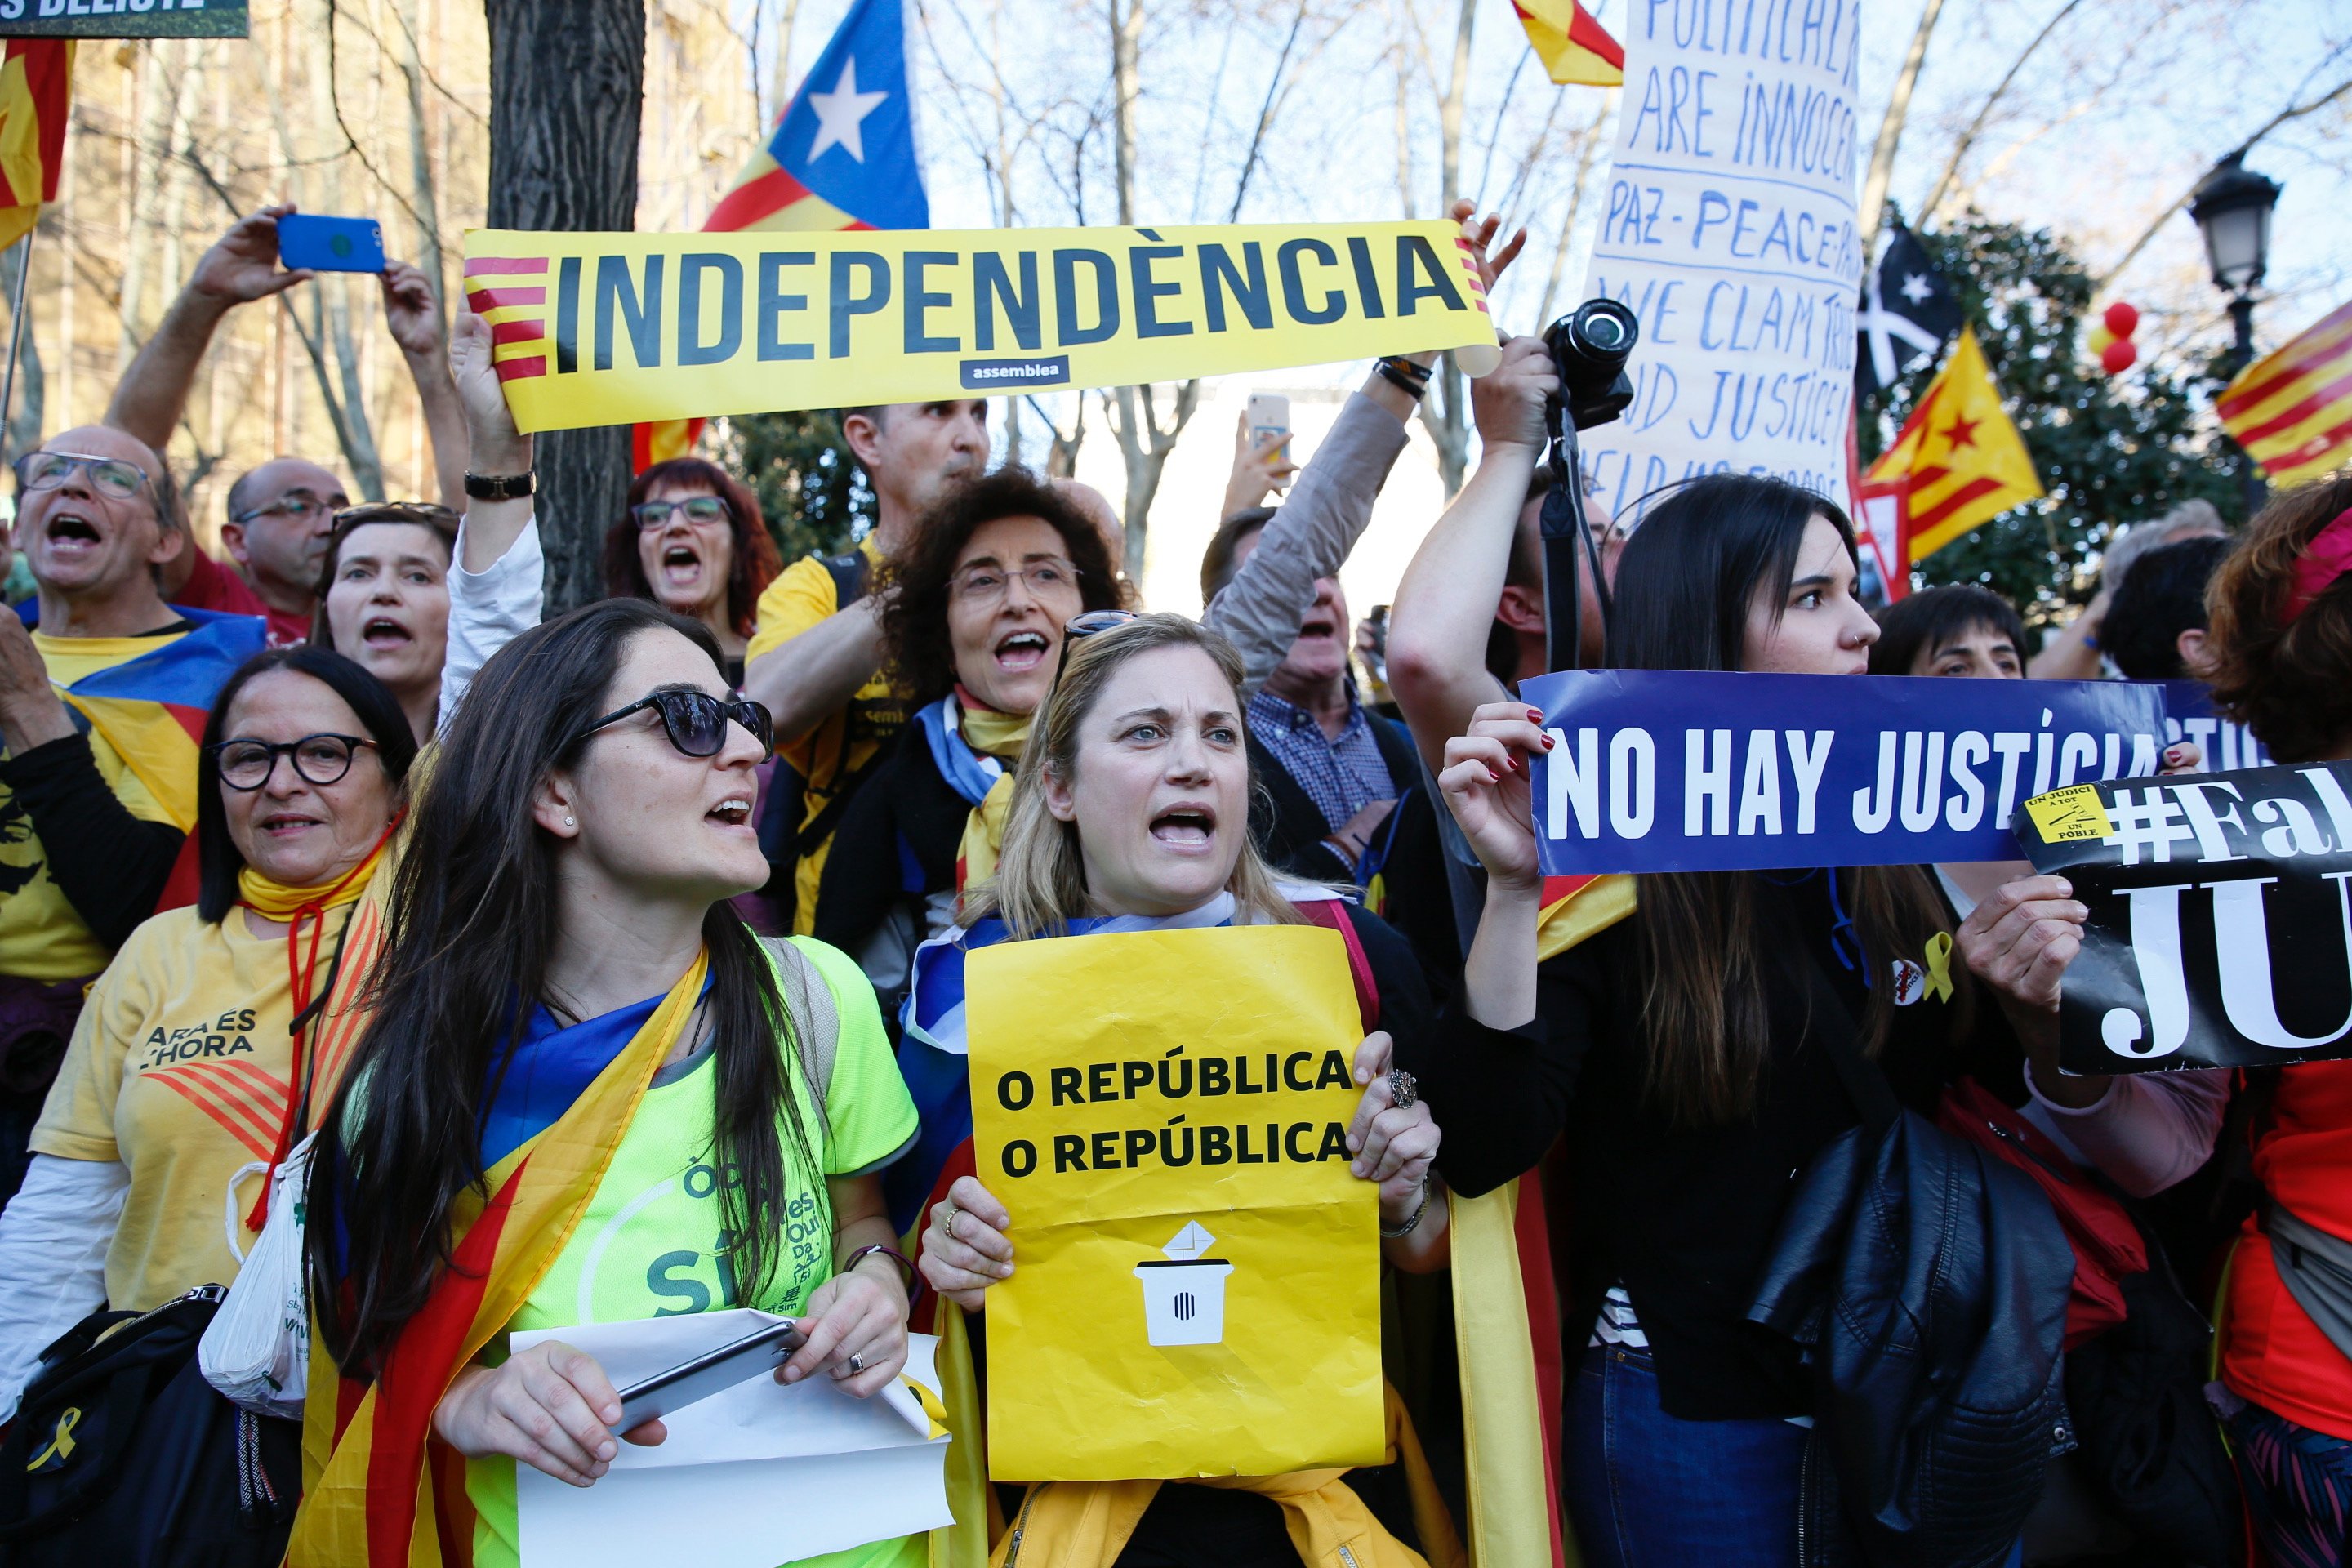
58;608;268;912
0;40;73;254
2217;300;2352;488
635;0;930;469
1513;0;1624;87
1864;324;2044;561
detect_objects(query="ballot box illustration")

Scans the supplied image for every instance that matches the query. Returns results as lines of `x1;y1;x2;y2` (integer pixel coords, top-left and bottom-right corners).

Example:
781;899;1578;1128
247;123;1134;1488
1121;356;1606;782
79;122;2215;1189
1133;1221;1232;1347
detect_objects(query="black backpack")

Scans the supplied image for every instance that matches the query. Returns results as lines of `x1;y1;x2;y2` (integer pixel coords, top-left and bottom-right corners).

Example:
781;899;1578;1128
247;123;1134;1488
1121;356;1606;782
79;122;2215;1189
758;549;877;928
0;1286;299;1568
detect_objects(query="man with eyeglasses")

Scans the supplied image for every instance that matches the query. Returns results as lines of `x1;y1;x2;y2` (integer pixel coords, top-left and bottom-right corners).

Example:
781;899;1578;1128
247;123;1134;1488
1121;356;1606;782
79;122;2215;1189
742;399;990;933
0;425;267;1199
109;207;468;645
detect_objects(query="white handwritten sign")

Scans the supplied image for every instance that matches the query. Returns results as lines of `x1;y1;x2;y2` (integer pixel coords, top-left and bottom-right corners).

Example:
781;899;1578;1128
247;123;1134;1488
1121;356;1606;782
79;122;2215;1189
1578;0;1864;521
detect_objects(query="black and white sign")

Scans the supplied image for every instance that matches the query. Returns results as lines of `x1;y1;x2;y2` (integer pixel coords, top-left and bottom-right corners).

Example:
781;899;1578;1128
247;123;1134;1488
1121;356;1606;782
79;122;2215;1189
2015;760;2352;1073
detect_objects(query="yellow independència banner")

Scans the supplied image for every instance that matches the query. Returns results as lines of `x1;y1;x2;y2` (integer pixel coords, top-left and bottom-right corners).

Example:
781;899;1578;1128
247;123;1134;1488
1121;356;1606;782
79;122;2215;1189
964;924;1383;1482
461;220;1499;432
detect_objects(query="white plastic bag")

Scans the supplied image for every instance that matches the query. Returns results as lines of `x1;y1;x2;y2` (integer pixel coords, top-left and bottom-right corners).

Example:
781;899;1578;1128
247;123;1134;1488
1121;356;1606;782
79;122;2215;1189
199;1131;314;1419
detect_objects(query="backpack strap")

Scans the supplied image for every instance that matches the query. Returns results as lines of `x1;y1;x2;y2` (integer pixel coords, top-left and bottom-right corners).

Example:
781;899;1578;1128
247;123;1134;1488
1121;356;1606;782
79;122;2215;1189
1295;901;1380;1036
821;549;871;609
760;936;840;1110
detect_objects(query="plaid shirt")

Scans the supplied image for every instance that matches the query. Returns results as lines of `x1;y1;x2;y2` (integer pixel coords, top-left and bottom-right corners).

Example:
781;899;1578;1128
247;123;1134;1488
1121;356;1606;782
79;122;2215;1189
1246;688;1396;836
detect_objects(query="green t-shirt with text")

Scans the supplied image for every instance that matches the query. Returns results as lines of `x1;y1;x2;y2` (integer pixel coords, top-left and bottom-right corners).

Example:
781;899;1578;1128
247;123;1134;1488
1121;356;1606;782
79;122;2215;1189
468;938;922;1568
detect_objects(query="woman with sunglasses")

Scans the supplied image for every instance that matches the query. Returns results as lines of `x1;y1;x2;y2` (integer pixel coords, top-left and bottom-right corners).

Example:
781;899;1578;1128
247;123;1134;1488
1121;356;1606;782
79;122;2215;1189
896;612;1455;1565
314;502;461;742
812;468;1126;1001
293;598;925;1568
603;458;782;688
0;646;413;1458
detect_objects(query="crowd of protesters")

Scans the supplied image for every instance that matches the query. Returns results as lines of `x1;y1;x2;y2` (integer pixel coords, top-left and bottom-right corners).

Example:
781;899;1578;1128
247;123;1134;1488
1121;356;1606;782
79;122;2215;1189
0;199;2341;1568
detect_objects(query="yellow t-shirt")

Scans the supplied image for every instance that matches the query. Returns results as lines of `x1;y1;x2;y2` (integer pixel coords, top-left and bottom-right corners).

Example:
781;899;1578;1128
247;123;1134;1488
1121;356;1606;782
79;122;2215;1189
30;902;344;1310
0;630;187;982
746;537;906;934
466;936;923;1568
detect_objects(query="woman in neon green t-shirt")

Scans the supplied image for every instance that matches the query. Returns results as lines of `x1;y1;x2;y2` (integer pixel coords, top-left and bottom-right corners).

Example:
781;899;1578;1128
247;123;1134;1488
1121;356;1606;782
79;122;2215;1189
301;598;921;1568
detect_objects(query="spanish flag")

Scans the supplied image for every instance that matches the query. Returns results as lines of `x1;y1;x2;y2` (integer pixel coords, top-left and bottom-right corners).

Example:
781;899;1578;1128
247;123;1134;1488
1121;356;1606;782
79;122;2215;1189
1513;0;1624;87
0;39;69;255
291;953;710;1568
1864;325;2045;561
2217;300;2352;488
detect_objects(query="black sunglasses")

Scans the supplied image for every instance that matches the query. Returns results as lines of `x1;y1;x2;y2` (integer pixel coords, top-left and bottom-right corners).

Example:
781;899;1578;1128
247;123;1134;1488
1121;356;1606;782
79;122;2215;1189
575;689;774;761
1052;608;1140;685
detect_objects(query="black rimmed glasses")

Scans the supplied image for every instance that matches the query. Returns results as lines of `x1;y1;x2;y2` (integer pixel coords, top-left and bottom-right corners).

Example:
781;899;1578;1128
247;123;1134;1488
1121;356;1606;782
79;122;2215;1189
632;496;731;530
575;689;775;762
1052;608;1141;685
13;450;153;502
208;733;378;791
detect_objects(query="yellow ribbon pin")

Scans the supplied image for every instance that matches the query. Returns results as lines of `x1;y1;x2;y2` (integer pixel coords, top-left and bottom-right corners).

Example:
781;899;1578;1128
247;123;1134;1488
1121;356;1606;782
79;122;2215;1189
1923;933;1955;1004
28;1406;80;1472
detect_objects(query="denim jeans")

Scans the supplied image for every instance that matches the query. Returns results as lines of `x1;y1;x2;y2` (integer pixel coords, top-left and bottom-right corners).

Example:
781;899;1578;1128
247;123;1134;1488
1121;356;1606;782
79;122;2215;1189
1563;1342;1808;1568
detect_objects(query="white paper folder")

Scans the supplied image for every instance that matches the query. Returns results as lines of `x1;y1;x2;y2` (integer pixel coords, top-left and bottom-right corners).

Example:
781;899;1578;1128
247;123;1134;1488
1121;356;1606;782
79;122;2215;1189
513;1309;953;1568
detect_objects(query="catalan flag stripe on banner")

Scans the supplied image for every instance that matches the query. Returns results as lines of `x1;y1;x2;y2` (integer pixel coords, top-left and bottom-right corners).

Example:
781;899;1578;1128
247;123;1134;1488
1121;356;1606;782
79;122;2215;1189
0;39;73;256
1512;0;1625;87
635;0;928;470
2218;301;2352;488
1864;324;2045;561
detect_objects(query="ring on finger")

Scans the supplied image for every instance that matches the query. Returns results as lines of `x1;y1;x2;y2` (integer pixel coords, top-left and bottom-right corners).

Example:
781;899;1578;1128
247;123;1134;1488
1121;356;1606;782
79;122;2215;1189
1388;1068;1418;1110
847;1352;866;1374
945;1207;964;1242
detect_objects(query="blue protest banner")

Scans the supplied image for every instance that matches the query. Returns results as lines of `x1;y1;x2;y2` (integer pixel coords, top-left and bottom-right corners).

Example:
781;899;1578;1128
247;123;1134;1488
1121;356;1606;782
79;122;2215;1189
1524;670;2171;875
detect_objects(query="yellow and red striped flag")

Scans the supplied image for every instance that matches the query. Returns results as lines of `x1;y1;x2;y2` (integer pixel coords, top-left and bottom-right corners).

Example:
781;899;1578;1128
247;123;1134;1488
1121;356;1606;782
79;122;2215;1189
0;40;73;255
1865;324;2044;560
2217;301;2352;488
1513;0;1624;87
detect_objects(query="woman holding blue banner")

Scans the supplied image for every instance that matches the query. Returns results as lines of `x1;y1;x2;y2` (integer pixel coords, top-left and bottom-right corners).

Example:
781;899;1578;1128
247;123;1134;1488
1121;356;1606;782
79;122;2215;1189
813;469;1126;1002
1422;473;2109;1568
900;613;1458;1566
293;599;926;1568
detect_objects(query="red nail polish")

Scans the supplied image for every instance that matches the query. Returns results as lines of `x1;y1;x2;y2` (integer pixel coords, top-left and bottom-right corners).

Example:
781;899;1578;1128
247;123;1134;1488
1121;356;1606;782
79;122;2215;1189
1485;768;1500;783
1541;735;1556;751
1504;755;1519;772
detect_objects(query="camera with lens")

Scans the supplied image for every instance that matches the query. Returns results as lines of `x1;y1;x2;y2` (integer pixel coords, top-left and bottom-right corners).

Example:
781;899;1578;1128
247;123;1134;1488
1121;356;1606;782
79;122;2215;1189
1542;297;1639;433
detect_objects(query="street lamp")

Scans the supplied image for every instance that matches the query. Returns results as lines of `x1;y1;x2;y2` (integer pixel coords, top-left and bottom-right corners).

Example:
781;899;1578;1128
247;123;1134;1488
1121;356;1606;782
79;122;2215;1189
2189;149;2282;515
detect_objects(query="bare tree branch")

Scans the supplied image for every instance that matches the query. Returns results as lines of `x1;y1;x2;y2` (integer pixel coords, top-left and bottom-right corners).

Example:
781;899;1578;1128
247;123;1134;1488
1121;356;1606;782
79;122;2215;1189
1917;0;2088;222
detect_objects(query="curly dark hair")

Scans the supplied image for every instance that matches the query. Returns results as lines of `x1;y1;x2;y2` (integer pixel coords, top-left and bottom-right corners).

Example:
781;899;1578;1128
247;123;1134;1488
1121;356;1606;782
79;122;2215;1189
879;466;1128;705
2203;472;2352;764
600;457;782;639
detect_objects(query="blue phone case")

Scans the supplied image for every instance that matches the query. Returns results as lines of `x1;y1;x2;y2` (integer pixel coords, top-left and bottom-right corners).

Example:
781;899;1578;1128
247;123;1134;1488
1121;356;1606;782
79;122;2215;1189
276;216;386;274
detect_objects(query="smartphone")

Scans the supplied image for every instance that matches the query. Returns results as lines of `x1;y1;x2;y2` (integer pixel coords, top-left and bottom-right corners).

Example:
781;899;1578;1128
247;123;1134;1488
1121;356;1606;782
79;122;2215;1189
1246;392;1291;470
276;215;388;274
610;1316;805;1432
1364;604;1391;685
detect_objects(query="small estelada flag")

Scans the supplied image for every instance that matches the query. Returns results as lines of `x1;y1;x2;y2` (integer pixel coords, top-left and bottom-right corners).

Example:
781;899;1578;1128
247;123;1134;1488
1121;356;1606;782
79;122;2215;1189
1864;324;2044;562
2216;300;2352;488
635;0;930;470
1512;0;1624;87
0;40;74;255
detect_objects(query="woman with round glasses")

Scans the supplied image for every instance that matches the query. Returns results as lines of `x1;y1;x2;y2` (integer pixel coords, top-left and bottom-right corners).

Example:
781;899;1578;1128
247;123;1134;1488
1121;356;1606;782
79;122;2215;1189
294;599;925;1568
601;458;782;688
811;468;1126;1002
314;502;461;742
0;645;414;1441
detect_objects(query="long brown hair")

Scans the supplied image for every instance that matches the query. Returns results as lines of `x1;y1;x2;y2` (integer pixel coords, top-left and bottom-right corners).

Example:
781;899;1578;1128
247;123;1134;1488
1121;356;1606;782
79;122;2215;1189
960;613;1303;938
1610;473;1971;1125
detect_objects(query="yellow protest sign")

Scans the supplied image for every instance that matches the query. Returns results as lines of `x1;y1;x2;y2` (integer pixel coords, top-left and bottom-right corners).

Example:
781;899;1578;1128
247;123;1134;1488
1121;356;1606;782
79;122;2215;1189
965;924;1383;1482
2024;783;2115;844
461;220;1498;432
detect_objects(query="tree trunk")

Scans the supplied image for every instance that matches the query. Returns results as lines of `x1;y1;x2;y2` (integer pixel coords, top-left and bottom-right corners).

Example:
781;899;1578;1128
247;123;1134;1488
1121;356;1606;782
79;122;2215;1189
1423;0;1478;497
1857;0;1945;257
484;0;645;614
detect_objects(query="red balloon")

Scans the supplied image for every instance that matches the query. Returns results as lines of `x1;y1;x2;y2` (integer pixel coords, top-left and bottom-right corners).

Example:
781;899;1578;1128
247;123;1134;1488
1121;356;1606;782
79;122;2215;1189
2100;337;2138;374
2103;301;2140;338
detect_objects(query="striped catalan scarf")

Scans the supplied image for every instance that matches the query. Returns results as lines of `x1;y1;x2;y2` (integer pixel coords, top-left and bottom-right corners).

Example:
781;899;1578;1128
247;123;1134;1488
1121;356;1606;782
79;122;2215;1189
914;689;1031;895
287;951;710;1568
1536;872;1636;962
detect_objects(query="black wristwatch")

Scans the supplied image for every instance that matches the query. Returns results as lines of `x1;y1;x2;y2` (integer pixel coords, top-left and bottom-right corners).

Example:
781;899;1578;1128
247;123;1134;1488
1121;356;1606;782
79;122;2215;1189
463;470;536;501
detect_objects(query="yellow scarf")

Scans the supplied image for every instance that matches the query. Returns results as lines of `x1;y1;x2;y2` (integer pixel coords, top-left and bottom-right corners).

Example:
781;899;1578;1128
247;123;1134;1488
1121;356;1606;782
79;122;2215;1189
236;840;390;922
954;697;1032;893
1535;873;1636;962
